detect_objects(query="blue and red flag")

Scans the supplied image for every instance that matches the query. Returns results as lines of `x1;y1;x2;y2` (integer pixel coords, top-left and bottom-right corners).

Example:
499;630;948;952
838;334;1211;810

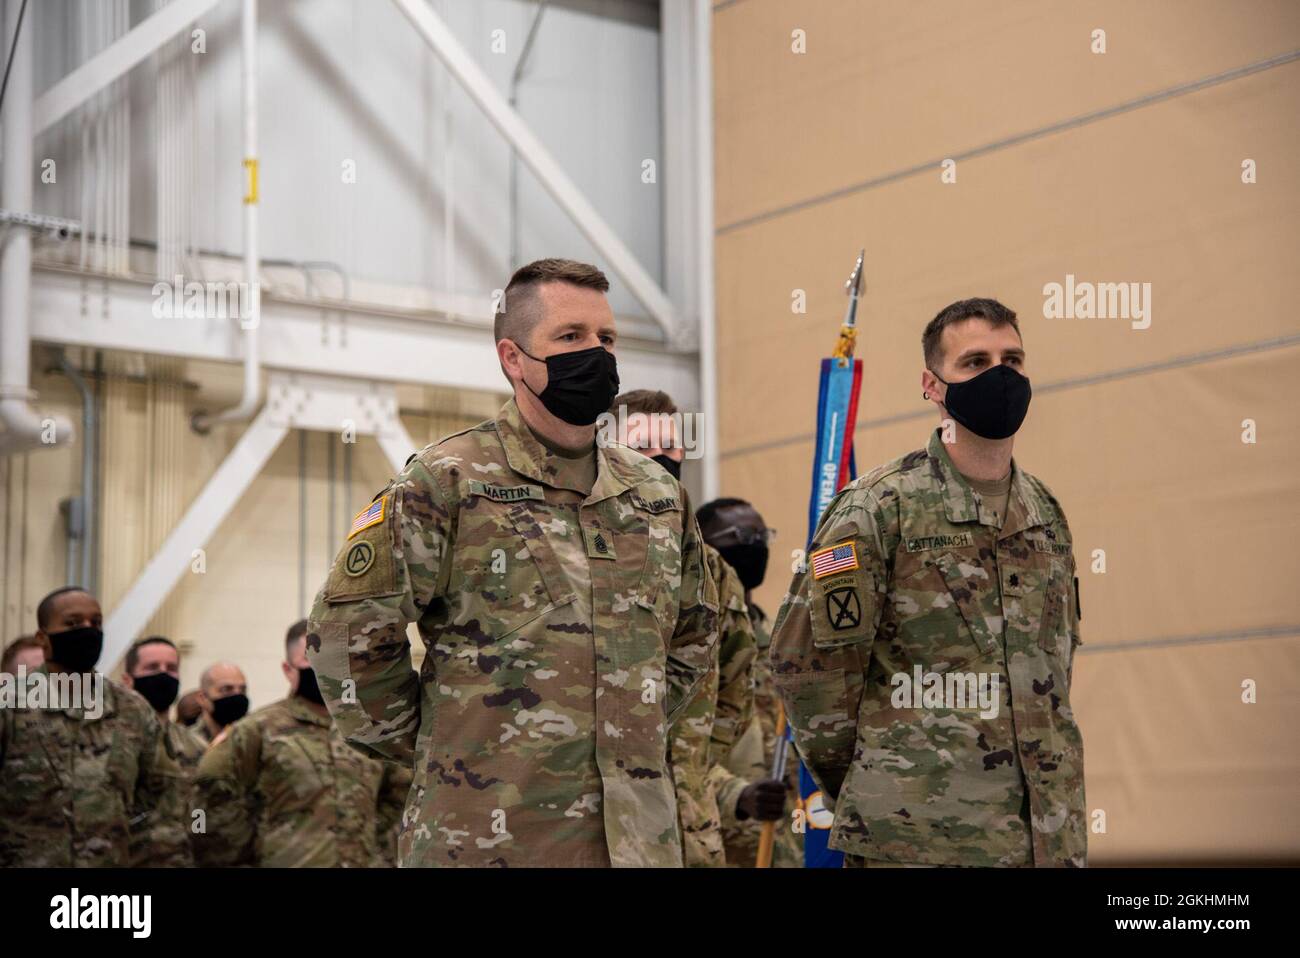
788;251;865;869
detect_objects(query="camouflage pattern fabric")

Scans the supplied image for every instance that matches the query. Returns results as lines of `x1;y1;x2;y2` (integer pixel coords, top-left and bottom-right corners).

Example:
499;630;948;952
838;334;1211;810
668;545;756;867
130;719;207;867
307;398;718;867
770;429;1086;867
708;609;804;868
708;553;758;766
0;671;188;867
191;696;408;867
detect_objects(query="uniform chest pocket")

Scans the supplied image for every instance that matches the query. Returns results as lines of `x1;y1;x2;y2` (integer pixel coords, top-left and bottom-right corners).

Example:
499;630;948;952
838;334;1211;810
892;551;999;673
101;725;139;804
263;734;329;805
451;498;577;640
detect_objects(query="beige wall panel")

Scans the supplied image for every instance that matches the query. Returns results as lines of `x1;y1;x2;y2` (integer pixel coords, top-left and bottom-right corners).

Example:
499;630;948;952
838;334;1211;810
716;61;1300;458
715;0;1300;227
1072;635;1300;862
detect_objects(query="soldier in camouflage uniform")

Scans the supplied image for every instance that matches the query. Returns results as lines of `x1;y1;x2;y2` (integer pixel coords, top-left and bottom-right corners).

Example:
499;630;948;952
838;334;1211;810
771;299;1086;867
0;588;188;867
121;636;204;866
195;661;249;746
191;622;409;867
700;500;803;868
308;259;717;867
609;389;756;867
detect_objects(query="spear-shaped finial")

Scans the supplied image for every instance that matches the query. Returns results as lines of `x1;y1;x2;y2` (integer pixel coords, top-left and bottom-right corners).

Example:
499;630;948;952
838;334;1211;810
832;249;865;362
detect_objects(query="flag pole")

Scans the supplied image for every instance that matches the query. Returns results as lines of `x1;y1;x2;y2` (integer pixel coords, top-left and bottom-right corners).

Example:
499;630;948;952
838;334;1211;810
758;250;865;869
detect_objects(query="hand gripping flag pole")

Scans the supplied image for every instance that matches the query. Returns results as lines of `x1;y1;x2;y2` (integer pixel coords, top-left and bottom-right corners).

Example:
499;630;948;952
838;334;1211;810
758;251;865;869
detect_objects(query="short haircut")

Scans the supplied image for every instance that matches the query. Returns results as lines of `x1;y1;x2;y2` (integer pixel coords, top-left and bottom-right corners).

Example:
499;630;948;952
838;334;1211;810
36;586;88;631
1;635;47;673
199;662;239;693
285;619;309;658
125;636;178;674
494;258;610;349
922;298;1020;371
697;497;752;532
611;389;677;417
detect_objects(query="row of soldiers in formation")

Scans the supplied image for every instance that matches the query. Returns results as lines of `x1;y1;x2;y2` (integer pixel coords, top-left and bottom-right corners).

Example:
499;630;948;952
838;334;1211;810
0;396;799;867
2;258;1088;868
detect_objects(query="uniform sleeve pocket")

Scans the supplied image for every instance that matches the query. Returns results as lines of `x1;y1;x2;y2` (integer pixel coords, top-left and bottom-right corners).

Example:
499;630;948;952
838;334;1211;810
324;491;402;603
810;571;881;650
772;667;850;727
1036;568;1071;656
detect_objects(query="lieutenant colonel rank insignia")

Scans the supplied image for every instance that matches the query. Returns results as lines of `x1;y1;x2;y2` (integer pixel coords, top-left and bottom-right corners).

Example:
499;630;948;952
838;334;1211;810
810;541;859;579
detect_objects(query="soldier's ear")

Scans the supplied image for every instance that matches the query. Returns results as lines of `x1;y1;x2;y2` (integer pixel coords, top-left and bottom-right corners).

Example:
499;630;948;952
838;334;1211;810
497;338;524;382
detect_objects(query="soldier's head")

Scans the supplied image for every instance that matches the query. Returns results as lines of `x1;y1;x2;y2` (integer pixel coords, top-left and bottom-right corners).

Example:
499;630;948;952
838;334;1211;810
282;619;324;706
199;661;249;729
121;636;182;716
920;298;1030;442
1;634;47;675
494;258;619;430
609;389;682;480
35;586;103;674
176;689;204;727
699;498;773;594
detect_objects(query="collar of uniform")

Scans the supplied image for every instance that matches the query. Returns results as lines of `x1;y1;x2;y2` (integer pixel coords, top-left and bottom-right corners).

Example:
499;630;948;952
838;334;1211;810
495;396;600;494
926;429;1049;537
926;429;982;525
43;668;119;721
998;463;1050;540
496;397;638;502
586;442;640;504
283;694;332;728
496;397;552;484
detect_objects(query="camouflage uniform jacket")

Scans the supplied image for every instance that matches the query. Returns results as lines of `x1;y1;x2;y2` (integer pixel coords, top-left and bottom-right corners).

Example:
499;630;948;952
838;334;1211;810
771;430;1086;867
669;545;756;866
0;671;186;867
707;609;803;867
130;719;208;867
191;696;408;867
308;398;718;867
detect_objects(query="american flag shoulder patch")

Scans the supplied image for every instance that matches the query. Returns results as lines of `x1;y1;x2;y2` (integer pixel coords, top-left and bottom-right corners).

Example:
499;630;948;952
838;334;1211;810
810;541;859;579
348;497;385;539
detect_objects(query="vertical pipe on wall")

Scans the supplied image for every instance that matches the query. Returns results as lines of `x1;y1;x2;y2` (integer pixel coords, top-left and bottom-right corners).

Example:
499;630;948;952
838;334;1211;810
298;428;307;617
58;355;96;589
192;0;260;430
694;0;718;501
343;437;352;529
326;432;336;564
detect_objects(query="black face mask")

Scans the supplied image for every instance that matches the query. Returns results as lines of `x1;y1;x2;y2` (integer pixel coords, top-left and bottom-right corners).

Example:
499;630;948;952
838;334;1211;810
518;344;619;426
178;711;200;728
211;693;249;728
651;454;682;481
295;666;325;706
46;625;103;674
719;542;769;592
935;364;1032;440
132;672;180;712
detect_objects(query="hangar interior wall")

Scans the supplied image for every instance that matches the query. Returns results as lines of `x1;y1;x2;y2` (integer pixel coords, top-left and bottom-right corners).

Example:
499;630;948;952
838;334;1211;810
712;0;1300;863
0;351;504;711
